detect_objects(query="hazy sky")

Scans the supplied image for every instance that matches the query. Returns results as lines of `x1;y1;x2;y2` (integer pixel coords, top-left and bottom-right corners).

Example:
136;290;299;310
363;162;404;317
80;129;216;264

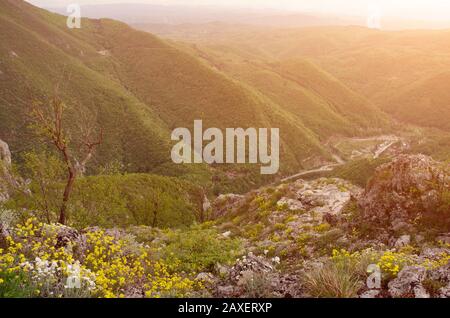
27;0;450;20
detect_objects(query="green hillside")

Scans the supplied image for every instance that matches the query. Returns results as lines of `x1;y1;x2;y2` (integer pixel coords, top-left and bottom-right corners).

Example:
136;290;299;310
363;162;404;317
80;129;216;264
177;40;389;139
0;0;171;172
382;72;450;131
174;26;450;132
1;1;391;182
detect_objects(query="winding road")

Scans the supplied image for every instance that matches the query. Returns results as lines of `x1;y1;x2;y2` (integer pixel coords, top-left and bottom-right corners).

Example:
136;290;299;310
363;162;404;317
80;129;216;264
281;136;401;183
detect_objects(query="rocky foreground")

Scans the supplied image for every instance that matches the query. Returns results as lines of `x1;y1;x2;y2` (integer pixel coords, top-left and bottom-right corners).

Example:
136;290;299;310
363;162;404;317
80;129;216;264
1;143;449;297
206;155;449;298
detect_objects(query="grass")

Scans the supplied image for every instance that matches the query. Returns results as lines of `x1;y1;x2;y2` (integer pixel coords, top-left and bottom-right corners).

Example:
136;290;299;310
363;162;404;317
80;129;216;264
303;249;378;298
303;261;363;298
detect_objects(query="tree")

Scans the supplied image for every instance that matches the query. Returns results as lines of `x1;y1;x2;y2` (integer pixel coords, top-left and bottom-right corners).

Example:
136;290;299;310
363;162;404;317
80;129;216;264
30;93;103;224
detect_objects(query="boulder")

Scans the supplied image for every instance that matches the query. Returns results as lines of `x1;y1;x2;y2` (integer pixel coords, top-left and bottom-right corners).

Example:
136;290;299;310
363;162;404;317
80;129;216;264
0;139;12;202
277;178;362;218
0;139;11;167
427;263;450;284
42;224;88;258
360;289;381;298
296;178;362;215
359;155;449;232
212;194;245;218
0;222;10;249
216;285;235;297
394;235;411;249
202;195;211;212
196;272;216;285
0;139;26;201
388;266;429;298
230;253;274;283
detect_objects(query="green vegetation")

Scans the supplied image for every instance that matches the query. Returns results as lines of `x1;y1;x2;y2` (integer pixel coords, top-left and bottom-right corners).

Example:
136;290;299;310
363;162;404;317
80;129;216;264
0;1;449;300
162;24;450;135
160;225;242;272
70;174;202;228
328;158;390;187
0;0;394;184
0;269;36;298
5;151;203;229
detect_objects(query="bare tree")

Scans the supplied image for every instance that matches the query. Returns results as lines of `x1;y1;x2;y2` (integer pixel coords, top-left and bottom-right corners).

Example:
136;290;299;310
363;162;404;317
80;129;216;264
31;93;103;225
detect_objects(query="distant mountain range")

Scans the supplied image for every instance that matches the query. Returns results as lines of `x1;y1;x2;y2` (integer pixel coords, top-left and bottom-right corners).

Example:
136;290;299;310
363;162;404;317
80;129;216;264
44;3;353;26
0;0;389;178
44;3;450;30
155;25;450;132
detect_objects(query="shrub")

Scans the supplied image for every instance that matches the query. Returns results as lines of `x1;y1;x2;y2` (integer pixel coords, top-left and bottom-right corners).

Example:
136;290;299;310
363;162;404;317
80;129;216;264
313;223;331;233
161;226;241;273
7;170;203;229
376;251;414;279
0;269;36;298
0;218;202;298
242;272;273;298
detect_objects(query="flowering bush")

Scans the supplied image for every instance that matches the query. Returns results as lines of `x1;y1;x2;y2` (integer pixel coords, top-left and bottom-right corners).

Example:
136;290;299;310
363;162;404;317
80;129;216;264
376;251;415;279
0;218;202;298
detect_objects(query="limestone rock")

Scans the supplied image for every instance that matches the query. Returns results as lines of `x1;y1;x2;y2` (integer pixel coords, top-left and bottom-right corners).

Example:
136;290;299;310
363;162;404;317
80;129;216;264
388;266;429;298
0;139;11;166
196;272;216;285
296;178;362;215
394;235;411;249
277;198;304;211
212;194;245;218
359;155;449;231
0;139;12;202
278;178;362;218
202;195;211;212
360;289;381;298
216;285;235;297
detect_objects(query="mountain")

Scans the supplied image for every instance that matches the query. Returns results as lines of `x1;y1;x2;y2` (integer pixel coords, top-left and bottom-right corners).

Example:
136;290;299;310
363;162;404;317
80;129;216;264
0;0;171;173
383;72;450;131
1;1;390;181
167;25;450;131
45;3;352;27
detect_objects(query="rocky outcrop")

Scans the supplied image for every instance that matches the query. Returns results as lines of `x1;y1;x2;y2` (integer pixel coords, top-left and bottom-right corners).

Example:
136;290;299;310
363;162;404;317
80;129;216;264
214;252;301;298
428;263;450;298
294;178;362;215
212;194;245;218
359;155;449;232
0;222;10;249
0;139;12;202
388;266;430;298
0;139;11;167
42;224;88;259
275;178;362;220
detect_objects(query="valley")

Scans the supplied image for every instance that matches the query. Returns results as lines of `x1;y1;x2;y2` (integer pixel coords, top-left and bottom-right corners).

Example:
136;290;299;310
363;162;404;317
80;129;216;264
0;0;449;300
